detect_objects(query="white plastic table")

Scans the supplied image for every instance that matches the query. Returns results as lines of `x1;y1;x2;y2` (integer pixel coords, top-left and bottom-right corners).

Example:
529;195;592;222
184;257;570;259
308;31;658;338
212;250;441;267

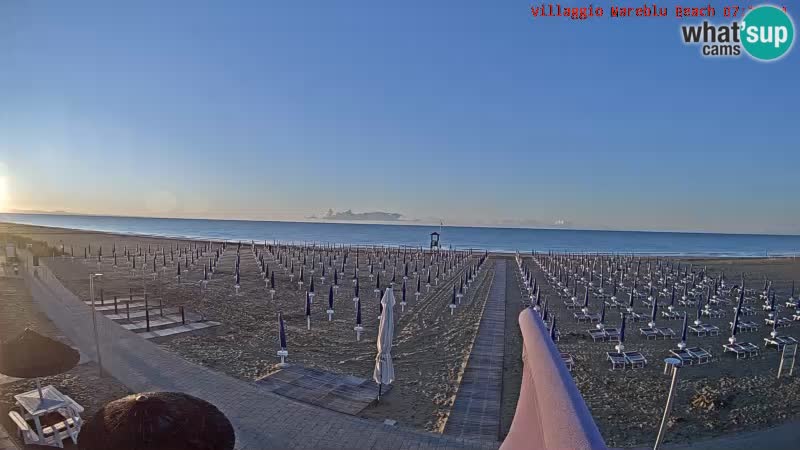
14;385;68;444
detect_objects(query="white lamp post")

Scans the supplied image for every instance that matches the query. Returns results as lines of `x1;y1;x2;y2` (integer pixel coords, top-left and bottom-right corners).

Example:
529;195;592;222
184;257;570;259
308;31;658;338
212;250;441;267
90;273;104;376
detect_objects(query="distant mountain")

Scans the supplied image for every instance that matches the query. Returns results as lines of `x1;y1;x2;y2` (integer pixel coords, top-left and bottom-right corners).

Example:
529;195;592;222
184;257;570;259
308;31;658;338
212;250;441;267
320;209;404;222
6;208;76;215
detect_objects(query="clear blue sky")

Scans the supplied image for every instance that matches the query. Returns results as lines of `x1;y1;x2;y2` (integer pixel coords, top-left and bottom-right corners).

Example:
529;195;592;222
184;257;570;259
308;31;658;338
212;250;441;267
1;1;798;234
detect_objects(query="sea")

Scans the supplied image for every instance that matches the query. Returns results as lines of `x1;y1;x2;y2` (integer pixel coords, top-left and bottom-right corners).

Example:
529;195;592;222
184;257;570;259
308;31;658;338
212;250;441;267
2;213;800;257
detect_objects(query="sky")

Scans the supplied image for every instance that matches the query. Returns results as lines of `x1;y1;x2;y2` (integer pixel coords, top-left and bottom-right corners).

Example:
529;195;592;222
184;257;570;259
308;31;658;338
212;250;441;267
0;1;798;234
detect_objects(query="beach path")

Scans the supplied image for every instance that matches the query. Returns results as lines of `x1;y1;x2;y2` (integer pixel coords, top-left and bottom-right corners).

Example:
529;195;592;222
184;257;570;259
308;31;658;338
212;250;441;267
19;256;497;450
444;258;507;441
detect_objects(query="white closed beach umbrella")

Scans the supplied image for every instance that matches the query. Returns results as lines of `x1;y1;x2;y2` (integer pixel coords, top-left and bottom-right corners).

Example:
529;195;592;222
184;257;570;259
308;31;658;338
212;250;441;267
374;287;395;400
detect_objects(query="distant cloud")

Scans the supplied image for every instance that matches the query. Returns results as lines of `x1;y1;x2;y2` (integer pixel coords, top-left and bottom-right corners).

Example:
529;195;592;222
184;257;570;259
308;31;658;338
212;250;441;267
553;219;573;228
312;209;405;222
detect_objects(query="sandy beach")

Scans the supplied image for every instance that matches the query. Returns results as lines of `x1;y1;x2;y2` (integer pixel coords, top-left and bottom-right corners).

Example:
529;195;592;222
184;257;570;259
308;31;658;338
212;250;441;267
508;253;800;447
1;222;494;432
3;221;800;447
0;272;131;449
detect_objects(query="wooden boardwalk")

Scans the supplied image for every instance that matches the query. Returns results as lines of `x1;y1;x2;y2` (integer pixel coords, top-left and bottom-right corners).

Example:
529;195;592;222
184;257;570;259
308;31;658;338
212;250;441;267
444;259;506;442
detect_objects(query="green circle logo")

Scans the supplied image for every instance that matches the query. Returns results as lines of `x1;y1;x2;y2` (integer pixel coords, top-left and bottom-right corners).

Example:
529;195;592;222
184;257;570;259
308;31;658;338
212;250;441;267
741;5;794;61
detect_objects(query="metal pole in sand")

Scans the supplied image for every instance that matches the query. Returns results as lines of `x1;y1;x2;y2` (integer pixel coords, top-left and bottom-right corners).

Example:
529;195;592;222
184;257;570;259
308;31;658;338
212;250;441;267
90;273;104;377
654;357;682;450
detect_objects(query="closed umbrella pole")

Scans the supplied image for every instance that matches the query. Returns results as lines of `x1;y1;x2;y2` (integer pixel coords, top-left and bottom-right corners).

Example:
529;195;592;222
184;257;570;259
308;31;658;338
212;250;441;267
374;288;396;401
615;314;627;353
327;285;335;321
730;297;742;345
596;300;606;330
649;292;658;329
305;292;312;330
678;312;689;350
277;313;289;367
354;299;363;341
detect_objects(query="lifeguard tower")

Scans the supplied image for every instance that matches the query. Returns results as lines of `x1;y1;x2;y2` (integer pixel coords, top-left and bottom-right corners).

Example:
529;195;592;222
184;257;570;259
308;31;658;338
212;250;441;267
430;232;440;251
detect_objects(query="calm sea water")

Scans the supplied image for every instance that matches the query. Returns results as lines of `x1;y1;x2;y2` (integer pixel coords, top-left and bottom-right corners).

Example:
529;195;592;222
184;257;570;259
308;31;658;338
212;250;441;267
2;213;800;257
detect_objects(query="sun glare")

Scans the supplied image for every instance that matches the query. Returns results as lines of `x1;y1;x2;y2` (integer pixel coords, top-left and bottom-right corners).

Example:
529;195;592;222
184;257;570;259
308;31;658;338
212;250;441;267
0;176;8;212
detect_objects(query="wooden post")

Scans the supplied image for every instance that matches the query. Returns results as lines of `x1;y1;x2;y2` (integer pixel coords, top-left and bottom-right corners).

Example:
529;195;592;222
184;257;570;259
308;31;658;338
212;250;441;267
114;296;118;315
159;297;164;317
126;302;130;321
145;307;150;332
181;306;186;325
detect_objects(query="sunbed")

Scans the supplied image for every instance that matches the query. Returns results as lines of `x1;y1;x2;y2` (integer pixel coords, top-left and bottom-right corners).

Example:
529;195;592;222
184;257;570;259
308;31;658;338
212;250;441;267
607;352;626;370
669;348;696;365
623;351;647;369
686;347;712;364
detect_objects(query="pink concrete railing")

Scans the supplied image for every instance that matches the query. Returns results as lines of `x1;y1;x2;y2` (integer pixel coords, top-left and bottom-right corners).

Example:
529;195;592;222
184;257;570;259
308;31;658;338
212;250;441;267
501;308;607;450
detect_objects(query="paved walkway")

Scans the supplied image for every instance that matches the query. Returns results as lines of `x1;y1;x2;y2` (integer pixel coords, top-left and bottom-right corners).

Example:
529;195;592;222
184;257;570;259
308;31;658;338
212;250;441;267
444;259;506;441
0;426;20;450
20;255;496;450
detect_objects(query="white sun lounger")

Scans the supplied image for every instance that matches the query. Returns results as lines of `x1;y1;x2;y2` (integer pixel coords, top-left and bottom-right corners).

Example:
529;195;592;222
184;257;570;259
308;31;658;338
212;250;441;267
723;342;760;359
560;352;575;371
670;348;696;365
588;328;620;342
587;329;606;342
702;308;725;318
624;351;647;369
604;328;620;342
764;317;792;328
563;299;580;309
686;347;712;364
607;352;626;370
574;311;601;323
765;336;798;350
640;327;660;340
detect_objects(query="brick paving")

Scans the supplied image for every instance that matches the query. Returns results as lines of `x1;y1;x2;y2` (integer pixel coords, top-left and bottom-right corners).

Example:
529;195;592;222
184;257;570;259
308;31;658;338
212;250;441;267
0;425;20;450
444;259;506;442
19;255;497;450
